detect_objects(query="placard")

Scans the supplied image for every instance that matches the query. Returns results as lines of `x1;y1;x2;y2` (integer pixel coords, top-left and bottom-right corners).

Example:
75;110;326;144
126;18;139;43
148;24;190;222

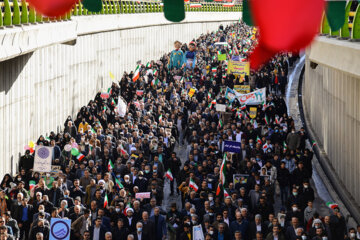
33;146;53;173
227;60;250;75
50;218;71;240
224;140;241;153
234;85;250;94
215;104;226;112
192;224;204;240
135;192;151;199
235;88;266;105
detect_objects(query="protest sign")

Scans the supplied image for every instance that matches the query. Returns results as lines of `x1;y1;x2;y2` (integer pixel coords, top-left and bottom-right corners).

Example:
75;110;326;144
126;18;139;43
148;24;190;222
233;174;249;185
225;87;236;103
135;192;151;199
188;88;196;98
218;53;227;61
215;104;226;112
249;107;257;119
50;218;71;240
224;140;241;153
234;85;250;94
116;97;127;117
227;60;250;75
235;88;266;105
33;146;53;173
193;224;204;240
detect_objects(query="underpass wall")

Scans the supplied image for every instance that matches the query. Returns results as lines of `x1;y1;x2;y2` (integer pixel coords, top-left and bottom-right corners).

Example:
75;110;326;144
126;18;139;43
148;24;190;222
0;12;239;177
304;36;360;207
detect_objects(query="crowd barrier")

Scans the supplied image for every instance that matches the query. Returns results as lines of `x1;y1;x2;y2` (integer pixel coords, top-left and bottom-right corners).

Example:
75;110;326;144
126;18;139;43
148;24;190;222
0;0;242;27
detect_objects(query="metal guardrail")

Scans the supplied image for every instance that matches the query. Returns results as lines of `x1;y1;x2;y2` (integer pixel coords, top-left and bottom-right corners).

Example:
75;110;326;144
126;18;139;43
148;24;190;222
0;0;242;27
320;0;360;40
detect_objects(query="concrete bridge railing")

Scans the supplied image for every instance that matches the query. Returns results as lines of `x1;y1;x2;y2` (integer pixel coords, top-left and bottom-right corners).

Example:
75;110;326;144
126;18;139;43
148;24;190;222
0;12;240;177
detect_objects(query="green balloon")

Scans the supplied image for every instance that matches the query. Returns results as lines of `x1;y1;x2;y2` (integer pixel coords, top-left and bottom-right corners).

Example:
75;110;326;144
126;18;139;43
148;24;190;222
71;148;80;156
82;0;103;12
164;0;185;22
243;0;253;26
326;1;346;32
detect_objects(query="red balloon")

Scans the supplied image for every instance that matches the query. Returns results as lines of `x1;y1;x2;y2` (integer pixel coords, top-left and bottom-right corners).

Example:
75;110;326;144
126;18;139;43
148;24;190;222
27;0;79;17
249;0;325;69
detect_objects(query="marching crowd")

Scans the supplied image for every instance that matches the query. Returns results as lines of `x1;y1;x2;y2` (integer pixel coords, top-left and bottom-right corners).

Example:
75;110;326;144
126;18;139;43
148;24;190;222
0;22;358;240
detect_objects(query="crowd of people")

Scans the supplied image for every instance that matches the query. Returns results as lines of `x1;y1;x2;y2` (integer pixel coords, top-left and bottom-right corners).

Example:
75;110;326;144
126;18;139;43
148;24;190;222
0;21;357;240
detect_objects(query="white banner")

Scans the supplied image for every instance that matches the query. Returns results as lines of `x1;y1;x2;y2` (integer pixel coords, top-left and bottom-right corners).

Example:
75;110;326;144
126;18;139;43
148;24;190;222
116;97;127;117
235;87;266;105
192;225;204;240
33;146;53;173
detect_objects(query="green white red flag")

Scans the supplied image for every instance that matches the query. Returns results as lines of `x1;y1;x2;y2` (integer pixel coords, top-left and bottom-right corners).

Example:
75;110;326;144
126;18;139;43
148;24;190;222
189;178;198;192
108;159;114;172
132;65;140;82
104;192;108;208
165;169;174;181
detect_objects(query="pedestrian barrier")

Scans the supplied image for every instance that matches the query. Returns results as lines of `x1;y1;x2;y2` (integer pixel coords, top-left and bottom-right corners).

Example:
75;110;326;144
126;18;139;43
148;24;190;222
320;0;360;39
0;0;242;28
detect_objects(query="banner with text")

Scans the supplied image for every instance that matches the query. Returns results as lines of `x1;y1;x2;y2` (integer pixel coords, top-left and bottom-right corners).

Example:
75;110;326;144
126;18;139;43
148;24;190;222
227;61;250;75
34;146;53;173
224;140;241;153
235;88;266;105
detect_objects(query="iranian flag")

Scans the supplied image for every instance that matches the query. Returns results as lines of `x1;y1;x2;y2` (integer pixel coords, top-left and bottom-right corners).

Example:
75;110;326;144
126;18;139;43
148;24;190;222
283;141;287;152
312;140;317;148
264;115;269;124
326;202;339;209
91;128;96;134
108;159;114;172
216;184;221;196
217;50;222;55
100;92;110;99
120;144;127;156
132;65;140;82
104;192;108;208
218;119;223;128
29;180;36;191
240;105;246;110
256;136;262;144
219;153;227;185
189;178;198;192
208;102;213;109
223;2;234;7
211;99;217;105
190;3;202;8
115;177;124;189
207;92;211;100
111;98;116;106
77;153;85;161
165;169;174;181
159;114;163;122
224;189;230;197
275;115;280;124
262;143;268;152
212;67;217;73
151;79;159;86
153;69;158;76
146;62;152;68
